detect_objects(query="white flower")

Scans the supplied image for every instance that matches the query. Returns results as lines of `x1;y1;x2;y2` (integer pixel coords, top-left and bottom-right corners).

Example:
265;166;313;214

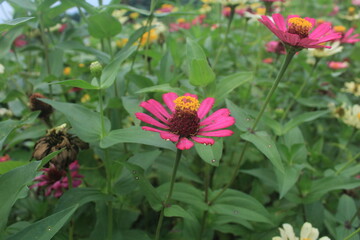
307;41;343;58
342;81;360;97
272;222;331;240
343;104;360;129
112;9;128;24
0;64;4;74
0;108;12;117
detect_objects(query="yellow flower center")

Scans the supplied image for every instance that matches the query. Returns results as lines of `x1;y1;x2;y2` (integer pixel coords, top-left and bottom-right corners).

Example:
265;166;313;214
174;96;200;112
177;18;186;23
288;17;313;38
349;6;356;15
129;12;139;19
63;67;71;76
357;113;360;120
334;25;346;33
78;63;85;68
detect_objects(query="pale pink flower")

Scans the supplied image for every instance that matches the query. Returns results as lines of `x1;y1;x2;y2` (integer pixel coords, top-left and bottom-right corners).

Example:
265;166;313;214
265;40;286;54
341;28;360;44
31;160;83;198
329;5;340;16
328;61;349;70
352;0;360;6
135;93;235;150
259;13;341;49
222;7;231;17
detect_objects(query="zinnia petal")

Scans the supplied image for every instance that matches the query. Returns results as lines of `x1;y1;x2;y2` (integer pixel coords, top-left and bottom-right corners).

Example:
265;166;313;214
200;116;236;131
197;97;215;119
191;136;215;145
176;137;194;150
200;108;231;126
135;113;169;129
198;130;234;137
160;132;180;142
162;92;178;113
140;101;169;124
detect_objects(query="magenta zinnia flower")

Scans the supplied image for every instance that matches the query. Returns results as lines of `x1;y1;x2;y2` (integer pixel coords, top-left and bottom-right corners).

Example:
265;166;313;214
340;28;360;44
135;93;235;150
31;160;83;198
259;13;341;49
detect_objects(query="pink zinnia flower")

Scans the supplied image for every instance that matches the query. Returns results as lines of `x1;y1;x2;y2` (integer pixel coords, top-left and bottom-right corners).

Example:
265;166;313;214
328;61;349;70
222;7;231;17
135;93;235;150
0;154;10;162
265;40;286;54
341;28;360;44
13;34;27;47
31;160;83;198
352;0;360;6
259;13;341;49
329;5;340;16
58;23;67;33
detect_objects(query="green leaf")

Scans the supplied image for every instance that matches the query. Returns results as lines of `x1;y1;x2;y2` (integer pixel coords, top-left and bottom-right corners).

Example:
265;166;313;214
241;131;284;173
195;138;223;166
225;99;254;132
53;79;99;90
6;0;36;11
214;72;253;103
0;27;23;60
54;188;112;212
135;84;184;94
282;110;328;134
124;162;162;211
88;12;122;39
0;161;27;174
7;205;77;240
275;164;304;199
186;38;215;87
40;99;111;143
0;161;41;231
121;96;142;125
98;46;137;89
100;127;176;151
0;17;34;33
57;41;110;64
0;119;19;150
164;205;195;221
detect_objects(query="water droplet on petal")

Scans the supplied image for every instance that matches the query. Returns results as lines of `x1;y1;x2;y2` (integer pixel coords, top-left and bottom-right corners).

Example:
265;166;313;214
203;143;207;146
165;139;170;141
211;159;216;163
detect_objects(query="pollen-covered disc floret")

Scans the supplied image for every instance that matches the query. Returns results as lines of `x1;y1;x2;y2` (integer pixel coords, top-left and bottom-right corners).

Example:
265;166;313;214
288;17;312;38
169;96;200;137
135;92;235;150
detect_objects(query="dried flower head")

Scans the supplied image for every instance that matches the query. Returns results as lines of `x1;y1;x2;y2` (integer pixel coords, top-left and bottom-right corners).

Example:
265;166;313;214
29;93;54;120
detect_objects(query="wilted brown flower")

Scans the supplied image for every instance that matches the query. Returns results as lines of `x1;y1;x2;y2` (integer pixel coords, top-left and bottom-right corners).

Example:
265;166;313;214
29;93;53;120
32;124;89;170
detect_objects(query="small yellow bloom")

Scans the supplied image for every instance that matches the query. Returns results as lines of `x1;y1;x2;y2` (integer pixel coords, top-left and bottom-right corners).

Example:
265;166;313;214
116;38;129;48
256;7;266;15
177;18;186;23
140;29;158;46
81;94;90;103
78;63;85;68
129;12;139;19
63;67;71;76
333;25;346;33
349;6;356;15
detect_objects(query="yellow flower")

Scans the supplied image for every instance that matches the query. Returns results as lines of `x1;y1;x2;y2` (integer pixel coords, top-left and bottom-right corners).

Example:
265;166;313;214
349;6;356;15
200;4;212;14
63;67;71;76
116;38;129;48
129;12;139;19
140;29;158;46
78;63;85;68
81;94;90;103
177;18;186;23
333;25;346;33
256;7;266;15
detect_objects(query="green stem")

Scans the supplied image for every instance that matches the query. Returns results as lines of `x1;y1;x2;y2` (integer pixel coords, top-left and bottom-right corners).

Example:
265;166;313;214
342;226;360;240
209;47;297;205
105;149;113;240
198;163;211;240
97;82;106;138
213;5;236;68
155;149;182;240
281;57;321;121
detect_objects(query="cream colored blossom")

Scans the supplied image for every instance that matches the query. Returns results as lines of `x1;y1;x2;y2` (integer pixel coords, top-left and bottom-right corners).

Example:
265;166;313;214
342;81;360;96
273;222;331;240
307;41;343;58
112;9;128;24
200;4;212;14
0;64;4;74
343;104;360;129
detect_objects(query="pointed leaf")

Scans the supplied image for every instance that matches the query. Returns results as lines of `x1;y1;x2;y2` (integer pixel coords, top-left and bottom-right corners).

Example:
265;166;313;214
195;138;223;166
53;80;99;89
164;205;195;221
0;17;34;33
88;12;122;39
241;131;284;172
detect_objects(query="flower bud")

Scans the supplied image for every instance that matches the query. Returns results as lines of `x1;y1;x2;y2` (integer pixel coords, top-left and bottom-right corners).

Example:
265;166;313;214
90;61;103;78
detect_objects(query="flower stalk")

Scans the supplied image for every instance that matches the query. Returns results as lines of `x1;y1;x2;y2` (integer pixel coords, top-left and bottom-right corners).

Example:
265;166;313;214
209;46;297;205
155;149;182;240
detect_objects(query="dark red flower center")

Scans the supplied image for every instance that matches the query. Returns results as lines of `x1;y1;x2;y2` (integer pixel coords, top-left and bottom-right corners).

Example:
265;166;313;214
47;167;65;184
168;110;200;137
